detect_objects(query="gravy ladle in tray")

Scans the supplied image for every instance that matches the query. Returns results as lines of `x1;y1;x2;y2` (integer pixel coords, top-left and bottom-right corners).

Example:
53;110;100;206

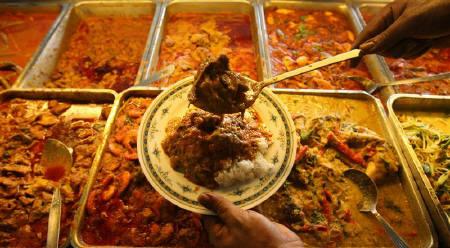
344;169;409;248
189;49;361;115
41;139;73;248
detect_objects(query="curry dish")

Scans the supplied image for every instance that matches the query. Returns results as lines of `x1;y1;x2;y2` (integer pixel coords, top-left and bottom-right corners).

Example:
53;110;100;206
0;11;58;90
0;98;107;247
399;113;450;216
385;49;450;95
361;8;450;95
155;13;258;87
162;109;272;189
265;8;371;90
44;16;152;91
259;95;422;247
82;98;209;247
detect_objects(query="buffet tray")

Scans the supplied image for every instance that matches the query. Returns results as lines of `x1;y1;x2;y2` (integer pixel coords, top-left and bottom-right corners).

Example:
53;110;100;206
259;0;394;102
71;86;163;248
0;88;117;248
0;1;69;88
387;94;450;246
269;88;436;247
144;0;267;84
16;0;160;89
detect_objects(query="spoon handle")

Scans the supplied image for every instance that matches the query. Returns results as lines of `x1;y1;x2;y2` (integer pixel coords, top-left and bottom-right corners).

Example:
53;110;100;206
372;210;409;248
47;187;61;248
261;49;361;88
381;72;450;86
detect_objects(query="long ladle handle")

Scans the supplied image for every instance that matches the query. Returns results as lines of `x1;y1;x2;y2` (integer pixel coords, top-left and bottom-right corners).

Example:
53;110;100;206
372;210;409;248
261;49;361;88
47;187;61;248
381;71;450;86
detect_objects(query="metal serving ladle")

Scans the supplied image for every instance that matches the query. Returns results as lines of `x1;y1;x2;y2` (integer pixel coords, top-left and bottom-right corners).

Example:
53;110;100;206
190;49;362;114
41;139;73;248
344;169;409;248
349;71;450;94
245;49;362;104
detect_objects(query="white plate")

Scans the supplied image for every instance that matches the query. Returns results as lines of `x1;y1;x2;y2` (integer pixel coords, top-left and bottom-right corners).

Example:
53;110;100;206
137;77;297;214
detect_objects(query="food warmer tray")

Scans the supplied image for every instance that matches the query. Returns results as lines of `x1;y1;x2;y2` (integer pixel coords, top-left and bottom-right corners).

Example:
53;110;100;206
144;0;268;84
0;1;70;88
269;88;436;247
388;94;450;246
71;86;437;247
257;0;394;102
15;0;161;90
0;88;117;248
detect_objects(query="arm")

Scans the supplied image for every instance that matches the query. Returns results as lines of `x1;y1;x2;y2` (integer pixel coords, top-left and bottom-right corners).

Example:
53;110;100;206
198;193;303;248
351;0;450;66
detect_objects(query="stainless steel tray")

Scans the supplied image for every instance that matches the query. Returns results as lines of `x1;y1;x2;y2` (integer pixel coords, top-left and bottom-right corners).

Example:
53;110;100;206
0;88;117;248
267;88;436;247
0;1;69;89
387;94;450;246
16;0;160;90
259;0;394;102
71;87;164;248
143;0;267;85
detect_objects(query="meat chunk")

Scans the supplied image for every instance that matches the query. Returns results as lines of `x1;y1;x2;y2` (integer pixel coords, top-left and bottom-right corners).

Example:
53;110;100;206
48;100;71;115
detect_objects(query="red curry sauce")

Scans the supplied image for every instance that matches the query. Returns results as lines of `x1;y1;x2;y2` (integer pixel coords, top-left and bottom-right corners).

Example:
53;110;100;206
156;13;258;86
265;8;371;90
0;10;58;88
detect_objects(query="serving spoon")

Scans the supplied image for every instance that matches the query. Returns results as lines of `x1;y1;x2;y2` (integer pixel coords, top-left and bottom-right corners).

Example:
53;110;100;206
41;139;73;248
349;71;450;94
136;64;175;86
190;49;362;114
344;169;409;248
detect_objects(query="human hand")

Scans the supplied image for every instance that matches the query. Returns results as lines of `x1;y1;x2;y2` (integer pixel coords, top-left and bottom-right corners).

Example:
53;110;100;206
198;193;303;248
351;0;450;66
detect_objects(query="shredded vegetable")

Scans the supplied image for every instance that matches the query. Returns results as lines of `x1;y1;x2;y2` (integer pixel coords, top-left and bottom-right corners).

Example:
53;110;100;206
400;116;450;214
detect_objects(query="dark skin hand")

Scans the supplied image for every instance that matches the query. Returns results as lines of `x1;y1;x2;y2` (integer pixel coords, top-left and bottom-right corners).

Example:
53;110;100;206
198;193;303;248
351;0;450;66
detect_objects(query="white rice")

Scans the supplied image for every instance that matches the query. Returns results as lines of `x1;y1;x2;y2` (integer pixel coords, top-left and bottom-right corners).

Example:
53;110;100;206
214;138;274;187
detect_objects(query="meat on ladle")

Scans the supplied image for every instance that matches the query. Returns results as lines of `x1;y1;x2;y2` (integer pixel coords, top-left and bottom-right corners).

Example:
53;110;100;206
188;55;257;115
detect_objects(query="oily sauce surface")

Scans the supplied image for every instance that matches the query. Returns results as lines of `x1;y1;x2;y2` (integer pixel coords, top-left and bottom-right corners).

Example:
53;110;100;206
266;8;371;90
0;10;58;88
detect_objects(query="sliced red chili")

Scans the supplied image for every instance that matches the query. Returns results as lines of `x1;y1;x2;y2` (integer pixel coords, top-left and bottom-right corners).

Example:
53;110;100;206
327;132;365;166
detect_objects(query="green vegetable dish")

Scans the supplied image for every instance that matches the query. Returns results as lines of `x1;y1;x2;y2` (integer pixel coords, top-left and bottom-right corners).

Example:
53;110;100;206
399;114;450;215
